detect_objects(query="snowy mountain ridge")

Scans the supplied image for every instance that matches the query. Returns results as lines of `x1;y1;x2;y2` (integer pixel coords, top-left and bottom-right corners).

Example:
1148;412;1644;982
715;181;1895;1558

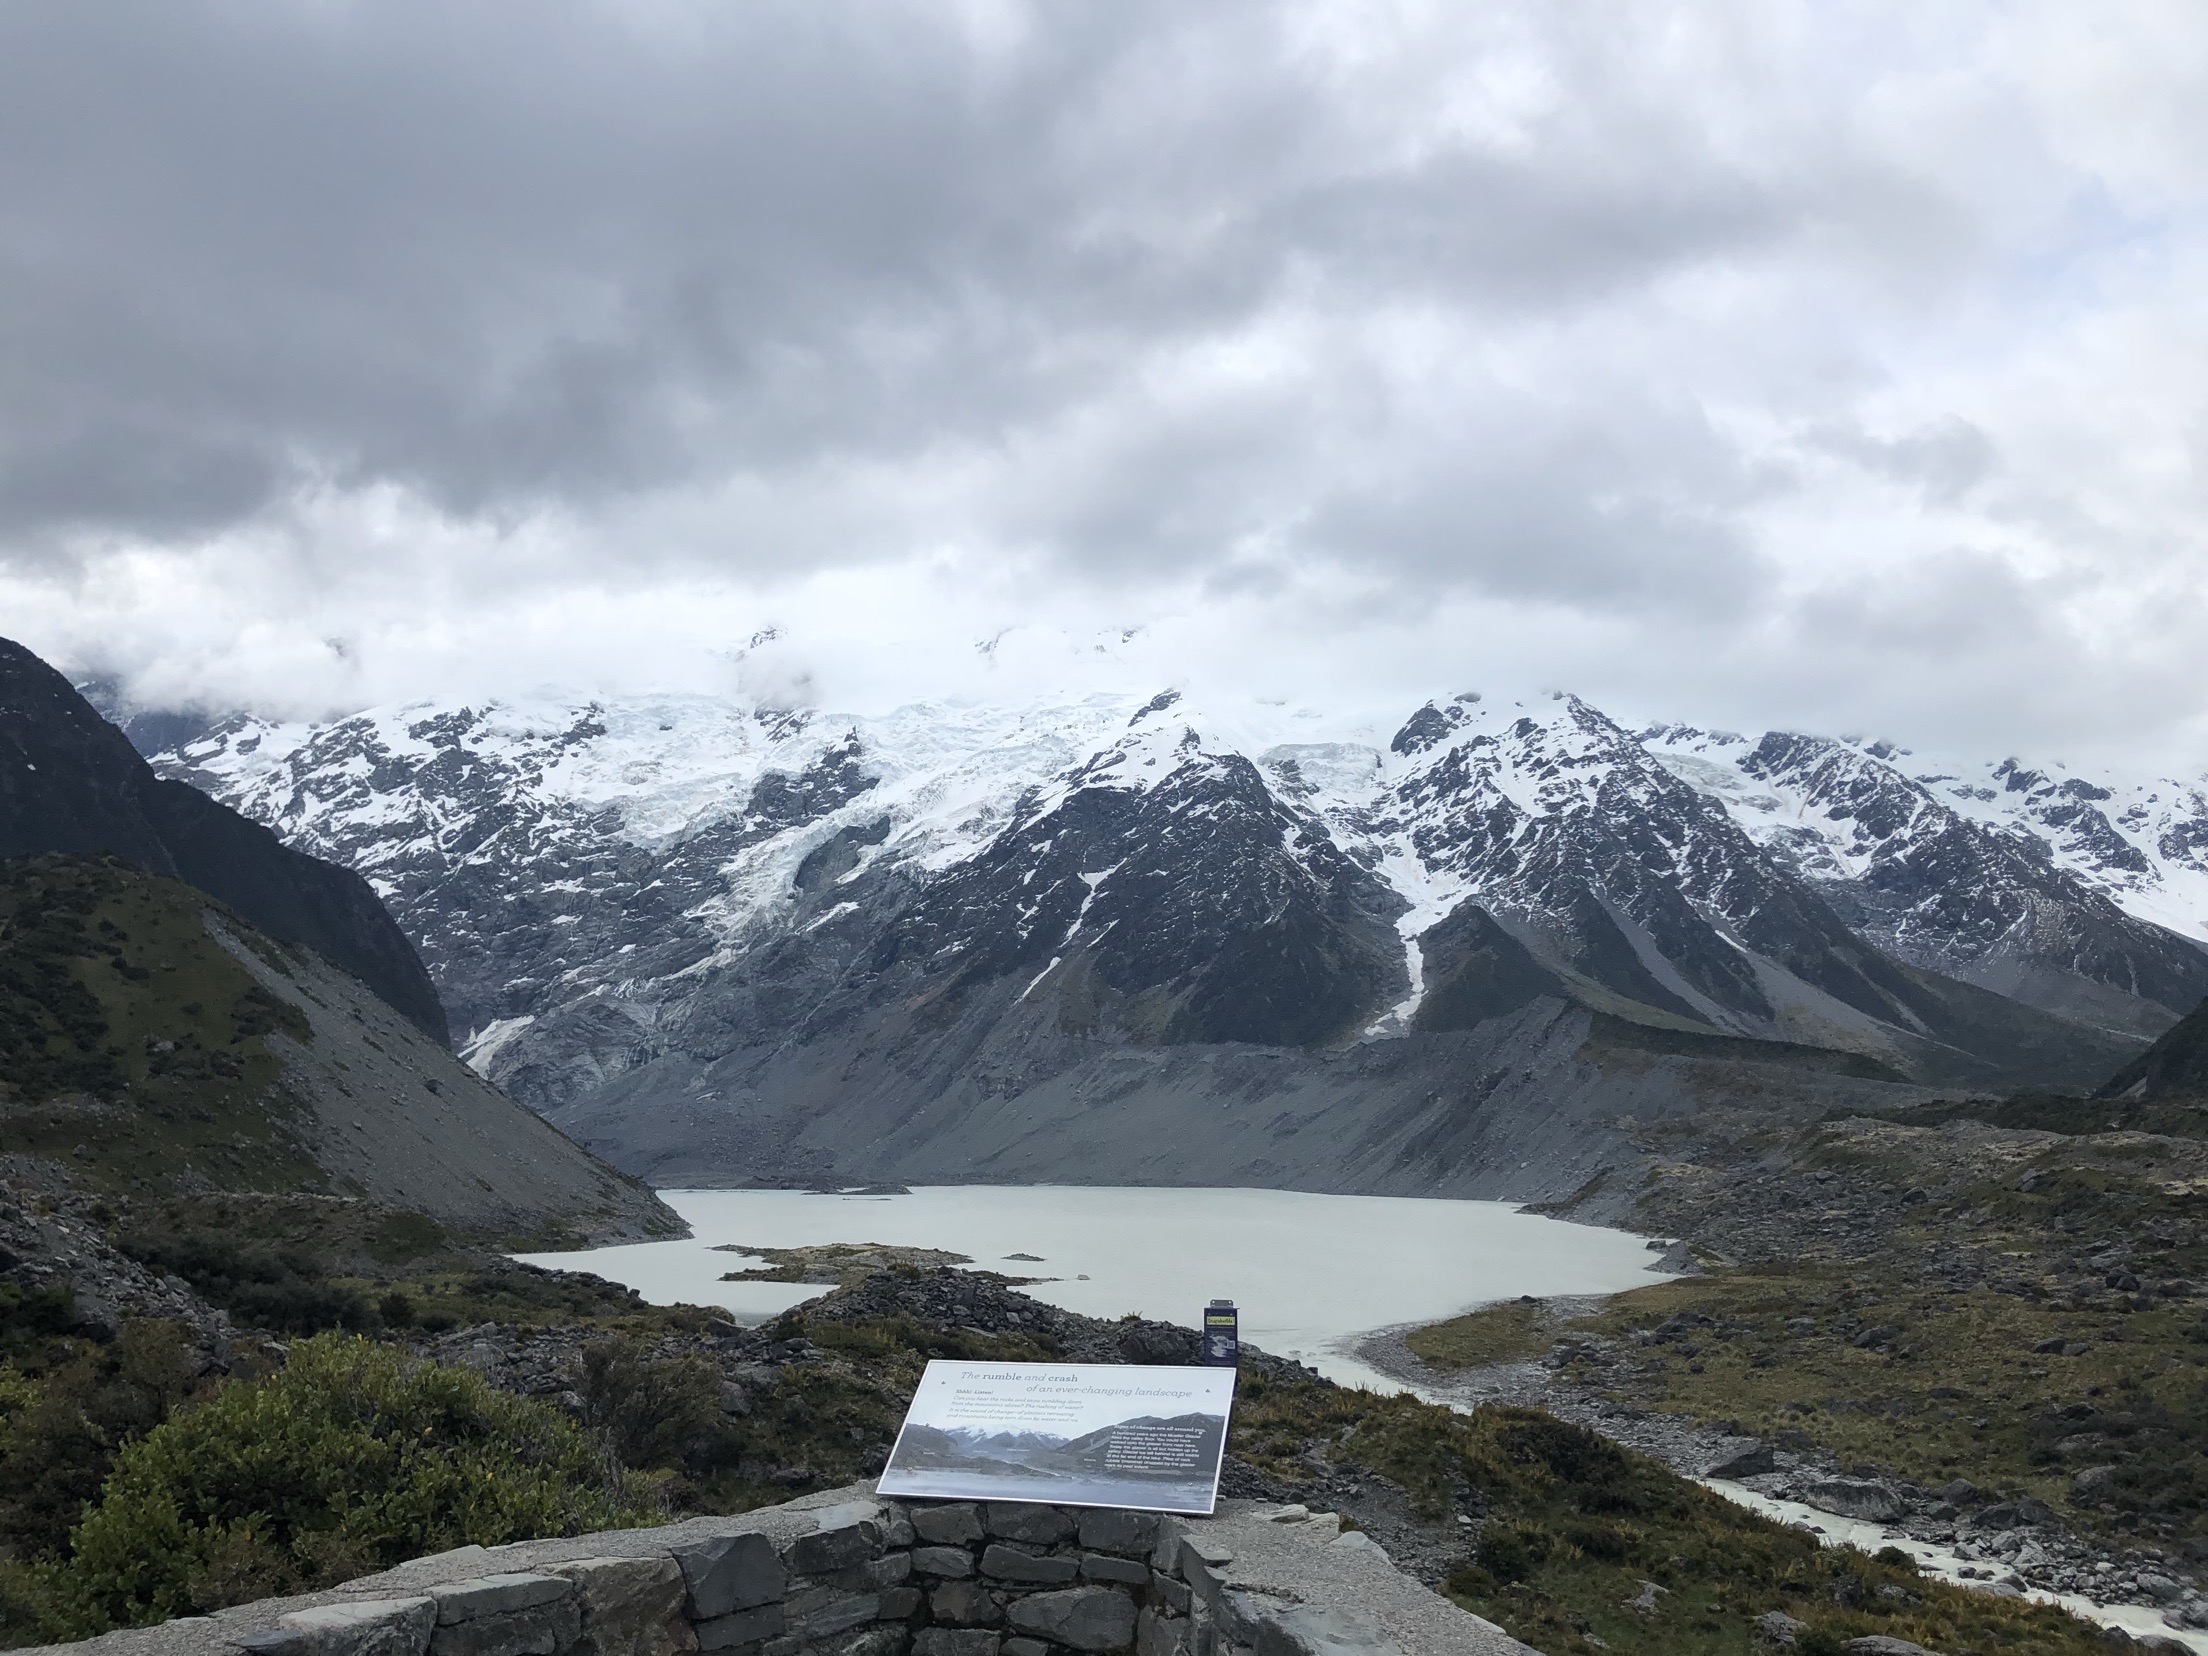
147;681;2208;1187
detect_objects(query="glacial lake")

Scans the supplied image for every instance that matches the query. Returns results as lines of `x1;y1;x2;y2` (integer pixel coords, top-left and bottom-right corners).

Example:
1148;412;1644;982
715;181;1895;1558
515;1185;1671;1390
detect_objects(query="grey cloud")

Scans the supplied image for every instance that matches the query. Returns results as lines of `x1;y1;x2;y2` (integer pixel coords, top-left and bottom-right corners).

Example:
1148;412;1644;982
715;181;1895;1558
1809;415;2001;504
0;1;1802;559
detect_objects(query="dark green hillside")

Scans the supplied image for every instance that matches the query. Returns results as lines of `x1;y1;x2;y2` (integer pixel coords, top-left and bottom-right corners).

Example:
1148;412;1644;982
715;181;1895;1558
0;637;448;1043
0;854;321;1194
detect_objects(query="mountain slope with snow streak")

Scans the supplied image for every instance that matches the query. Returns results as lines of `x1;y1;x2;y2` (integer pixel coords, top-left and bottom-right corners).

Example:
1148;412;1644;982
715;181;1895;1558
1642;725;2208;1038
148;685;2208;1192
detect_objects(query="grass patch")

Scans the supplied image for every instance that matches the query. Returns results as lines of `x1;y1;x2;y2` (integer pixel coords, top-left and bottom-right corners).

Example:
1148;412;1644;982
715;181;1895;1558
1231;1374;2112;1654
1407;1296;1583;1370
1417;1260;2208;1546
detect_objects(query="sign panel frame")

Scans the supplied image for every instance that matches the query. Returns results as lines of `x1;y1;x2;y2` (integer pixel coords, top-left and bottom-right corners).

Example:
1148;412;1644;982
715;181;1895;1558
875;1360;1236;1515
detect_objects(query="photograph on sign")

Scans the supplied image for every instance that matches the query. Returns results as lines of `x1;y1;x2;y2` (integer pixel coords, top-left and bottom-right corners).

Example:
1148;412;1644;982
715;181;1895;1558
876;1360;1236;1514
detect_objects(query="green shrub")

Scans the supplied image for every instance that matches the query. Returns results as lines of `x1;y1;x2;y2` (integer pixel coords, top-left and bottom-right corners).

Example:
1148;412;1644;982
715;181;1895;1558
578;1337;721;1471
1473;1522;1553;1583
116;1229;376;1336
26;1333;649;1638
0;1321;204;1567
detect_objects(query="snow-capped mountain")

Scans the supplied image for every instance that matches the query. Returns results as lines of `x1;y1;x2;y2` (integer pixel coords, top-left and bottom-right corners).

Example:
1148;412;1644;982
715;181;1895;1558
146;685;2208;1191
1643;726;2208;1038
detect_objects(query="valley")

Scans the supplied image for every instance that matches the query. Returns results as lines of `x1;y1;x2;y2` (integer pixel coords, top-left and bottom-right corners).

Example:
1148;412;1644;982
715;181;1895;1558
9;635;2208;1652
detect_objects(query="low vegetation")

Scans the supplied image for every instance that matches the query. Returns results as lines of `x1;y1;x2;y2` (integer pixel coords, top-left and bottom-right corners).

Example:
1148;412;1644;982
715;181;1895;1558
1415;1121;2208;1555
9;1334;651;1642
0;856;320;1195
1238;1374;2109;1653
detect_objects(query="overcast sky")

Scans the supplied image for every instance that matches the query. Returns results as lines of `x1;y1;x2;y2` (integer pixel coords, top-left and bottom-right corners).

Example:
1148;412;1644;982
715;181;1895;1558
1;1;2204;769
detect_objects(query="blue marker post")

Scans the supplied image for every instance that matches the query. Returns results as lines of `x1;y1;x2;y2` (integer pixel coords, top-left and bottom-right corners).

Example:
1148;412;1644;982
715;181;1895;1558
1202;1299;1239;1368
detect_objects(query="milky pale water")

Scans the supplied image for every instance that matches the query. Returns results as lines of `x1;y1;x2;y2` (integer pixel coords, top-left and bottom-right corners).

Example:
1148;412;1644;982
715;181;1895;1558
515;1185;1669;1390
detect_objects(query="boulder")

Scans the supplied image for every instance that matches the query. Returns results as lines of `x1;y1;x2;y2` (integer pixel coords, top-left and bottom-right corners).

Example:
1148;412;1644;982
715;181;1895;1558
1755;1609;1803;1646
1801;1479;1909;1523
1846;1639;1941;1656
1975;1498;2055;1530
1008;1587;1139;1652
1703;1437;1777;1479
1252;1606;1405;1656
2072;1465;2121;1502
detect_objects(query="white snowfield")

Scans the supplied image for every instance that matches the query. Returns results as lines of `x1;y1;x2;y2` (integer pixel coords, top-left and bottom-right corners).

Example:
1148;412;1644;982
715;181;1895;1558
162;683;2208;1064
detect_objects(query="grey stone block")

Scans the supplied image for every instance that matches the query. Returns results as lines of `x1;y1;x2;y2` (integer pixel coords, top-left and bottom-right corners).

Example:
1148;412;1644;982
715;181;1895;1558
930;1583;1005;1628
788;1512;884;1576
911;1505;985;1546
980;1545;1079;1585
1008;1587;1139;1652
269;1596;438;1656
694;1605;785;1652
429;1601;580;1656
1183;1536;1236;1572
784;1583;880;1640
1252;1607;1404;1656
1216;1591;1293;1649
1138;1608;1189;1656
554;1556;695;1656
673;1533;788;1619
1151;1574;1192;1615
433;1576;574;1624
1081;1555;1150;1586
1078;1512;1160;1558
1002;1642;1050;1656
876;1587;924;1622
914;1547;976;1579
913;1632;1002;1656
859;1554;913;1590
818;1630;908;1656
985;1504;1077;1546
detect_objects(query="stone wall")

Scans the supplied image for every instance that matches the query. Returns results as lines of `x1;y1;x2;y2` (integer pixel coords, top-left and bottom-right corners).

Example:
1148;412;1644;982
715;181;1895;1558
28;1488;1534;1656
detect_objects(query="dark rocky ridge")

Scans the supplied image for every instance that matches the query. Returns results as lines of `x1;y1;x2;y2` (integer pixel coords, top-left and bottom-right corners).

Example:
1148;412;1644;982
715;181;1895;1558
0;640;447;1044
2099;998;2208;1103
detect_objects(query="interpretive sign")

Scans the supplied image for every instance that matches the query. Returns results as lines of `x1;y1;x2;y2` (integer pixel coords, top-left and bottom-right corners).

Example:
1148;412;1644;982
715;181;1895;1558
875;1360;1236;1514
